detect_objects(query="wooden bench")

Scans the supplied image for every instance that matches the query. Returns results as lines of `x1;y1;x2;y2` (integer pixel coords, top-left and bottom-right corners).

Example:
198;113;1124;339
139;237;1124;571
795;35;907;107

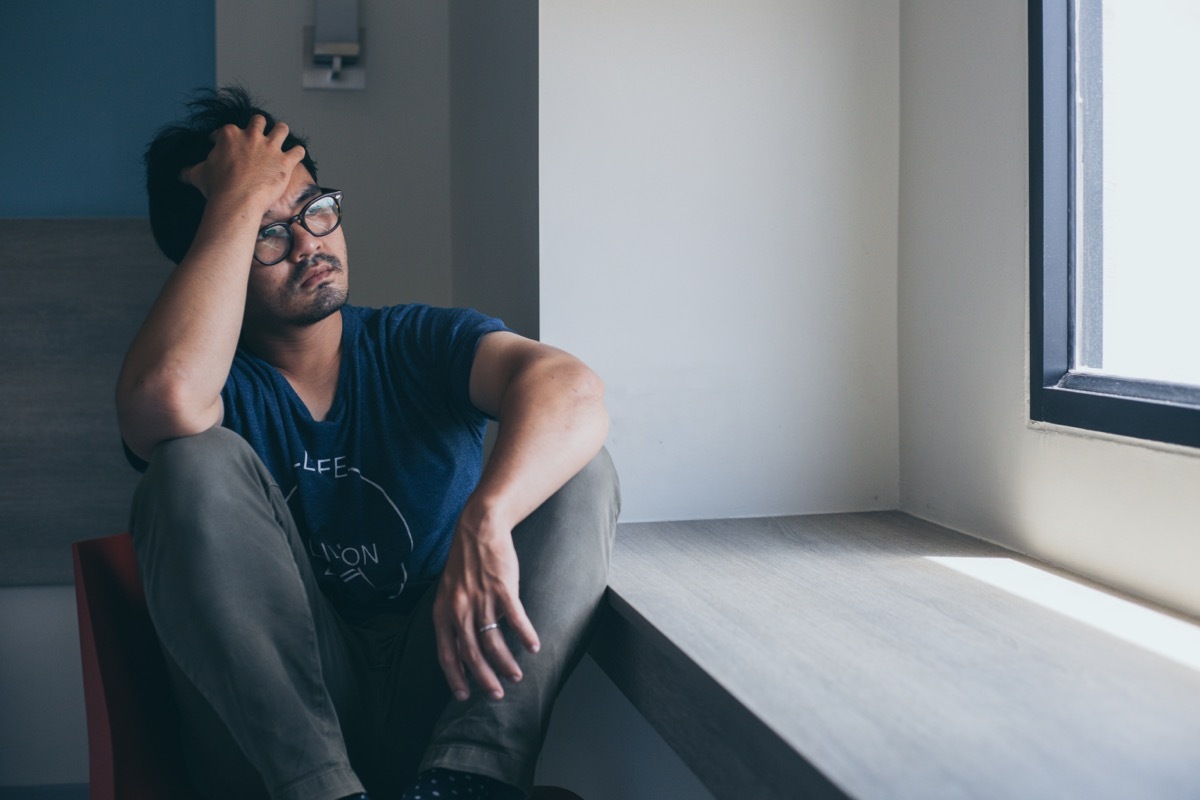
591;512;1200;799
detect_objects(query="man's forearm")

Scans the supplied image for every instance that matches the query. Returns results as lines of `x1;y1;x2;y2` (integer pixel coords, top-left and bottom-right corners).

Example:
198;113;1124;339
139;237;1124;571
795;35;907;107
116;199;259;459
461;354;610;538
435;350;609;699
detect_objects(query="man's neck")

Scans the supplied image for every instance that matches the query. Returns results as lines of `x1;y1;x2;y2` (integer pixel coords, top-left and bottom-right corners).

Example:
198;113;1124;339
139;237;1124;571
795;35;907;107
242;313;344;416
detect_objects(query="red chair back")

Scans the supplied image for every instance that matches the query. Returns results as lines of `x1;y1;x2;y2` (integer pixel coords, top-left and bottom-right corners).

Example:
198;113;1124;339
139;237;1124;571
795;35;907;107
72;532;200;800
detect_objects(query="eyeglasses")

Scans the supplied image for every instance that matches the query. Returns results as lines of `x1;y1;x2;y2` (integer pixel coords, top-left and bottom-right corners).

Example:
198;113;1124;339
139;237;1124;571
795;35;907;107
253;189;343;266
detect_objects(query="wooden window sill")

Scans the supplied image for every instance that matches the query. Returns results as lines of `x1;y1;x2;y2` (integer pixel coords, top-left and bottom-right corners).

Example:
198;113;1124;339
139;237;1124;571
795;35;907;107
590;512;1200;799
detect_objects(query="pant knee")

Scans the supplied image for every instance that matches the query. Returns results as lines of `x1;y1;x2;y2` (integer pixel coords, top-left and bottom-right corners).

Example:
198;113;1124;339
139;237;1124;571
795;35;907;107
132;427;281;558
138;427;266;506
144;427;260;485
513;447;621;597
555;446;622;522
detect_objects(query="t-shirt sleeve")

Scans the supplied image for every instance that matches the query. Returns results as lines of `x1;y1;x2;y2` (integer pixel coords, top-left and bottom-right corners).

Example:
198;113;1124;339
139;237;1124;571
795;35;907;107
221;366;242;430
387;305;510;425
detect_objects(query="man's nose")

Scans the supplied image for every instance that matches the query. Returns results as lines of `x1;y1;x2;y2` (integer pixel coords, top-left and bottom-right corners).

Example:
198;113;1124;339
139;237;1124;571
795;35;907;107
289;222;323;262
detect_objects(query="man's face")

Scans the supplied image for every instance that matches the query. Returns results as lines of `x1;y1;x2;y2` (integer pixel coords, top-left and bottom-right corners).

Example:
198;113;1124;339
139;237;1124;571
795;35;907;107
243;165;349;331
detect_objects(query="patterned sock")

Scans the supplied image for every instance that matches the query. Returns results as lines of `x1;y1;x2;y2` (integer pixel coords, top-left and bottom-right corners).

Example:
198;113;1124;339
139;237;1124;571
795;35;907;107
400;767;525;800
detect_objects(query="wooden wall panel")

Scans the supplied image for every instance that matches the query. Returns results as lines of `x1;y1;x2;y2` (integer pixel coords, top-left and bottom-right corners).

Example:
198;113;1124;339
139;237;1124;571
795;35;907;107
2;219;166;584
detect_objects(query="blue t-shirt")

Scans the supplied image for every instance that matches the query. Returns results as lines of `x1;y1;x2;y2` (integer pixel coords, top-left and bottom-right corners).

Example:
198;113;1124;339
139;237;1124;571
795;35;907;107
211;304;504;621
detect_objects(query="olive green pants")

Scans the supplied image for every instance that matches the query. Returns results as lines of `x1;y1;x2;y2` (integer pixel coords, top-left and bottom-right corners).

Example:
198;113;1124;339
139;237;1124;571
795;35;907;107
130;427;618;800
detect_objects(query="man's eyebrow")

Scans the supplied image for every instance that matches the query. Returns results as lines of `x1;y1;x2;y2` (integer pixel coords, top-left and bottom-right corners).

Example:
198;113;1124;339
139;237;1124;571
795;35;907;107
293;184;323;206
262;184;322;223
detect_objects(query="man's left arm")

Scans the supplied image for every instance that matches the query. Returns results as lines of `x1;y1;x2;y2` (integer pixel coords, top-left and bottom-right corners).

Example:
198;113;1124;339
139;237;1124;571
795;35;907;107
433;331;609;702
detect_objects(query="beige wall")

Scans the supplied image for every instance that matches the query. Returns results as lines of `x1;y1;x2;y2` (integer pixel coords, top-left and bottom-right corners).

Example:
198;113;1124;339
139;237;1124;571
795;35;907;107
448;1;540;338
217;0;453;308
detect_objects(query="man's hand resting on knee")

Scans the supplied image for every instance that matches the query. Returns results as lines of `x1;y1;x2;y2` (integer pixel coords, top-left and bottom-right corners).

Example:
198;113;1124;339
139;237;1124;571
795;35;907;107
433;512;540;702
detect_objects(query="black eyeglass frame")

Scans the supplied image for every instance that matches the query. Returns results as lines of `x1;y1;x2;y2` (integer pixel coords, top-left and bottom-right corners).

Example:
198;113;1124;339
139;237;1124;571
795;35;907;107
253;188;344;266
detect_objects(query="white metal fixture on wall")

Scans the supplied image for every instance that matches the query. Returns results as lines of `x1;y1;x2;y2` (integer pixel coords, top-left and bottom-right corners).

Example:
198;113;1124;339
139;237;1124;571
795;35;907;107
303;0;364;90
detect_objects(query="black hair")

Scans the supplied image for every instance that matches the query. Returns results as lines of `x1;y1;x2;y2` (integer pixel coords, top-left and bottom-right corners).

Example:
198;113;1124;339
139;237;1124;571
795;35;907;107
144;85;318;264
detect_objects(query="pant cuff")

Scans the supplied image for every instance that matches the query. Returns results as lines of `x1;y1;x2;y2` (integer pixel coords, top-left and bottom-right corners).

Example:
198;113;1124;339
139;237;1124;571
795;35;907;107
420;743;534;797
274;765;363;800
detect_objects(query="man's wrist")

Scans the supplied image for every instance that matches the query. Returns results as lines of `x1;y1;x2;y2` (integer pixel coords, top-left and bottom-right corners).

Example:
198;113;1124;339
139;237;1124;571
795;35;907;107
457;491;518;541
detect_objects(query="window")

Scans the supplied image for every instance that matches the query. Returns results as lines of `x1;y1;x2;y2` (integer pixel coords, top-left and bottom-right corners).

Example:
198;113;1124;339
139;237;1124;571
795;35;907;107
1030;0;1200;448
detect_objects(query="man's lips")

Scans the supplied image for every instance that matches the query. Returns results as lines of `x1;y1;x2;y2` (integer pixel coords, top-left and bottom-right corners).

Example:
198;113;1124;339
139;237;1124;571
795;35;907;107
297;261;338;289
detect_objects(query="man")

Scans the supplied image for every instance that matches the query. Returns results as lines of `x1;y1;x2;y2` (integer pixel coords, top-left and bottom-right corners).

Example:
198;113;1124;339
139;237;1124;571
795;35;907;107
116;86;618;800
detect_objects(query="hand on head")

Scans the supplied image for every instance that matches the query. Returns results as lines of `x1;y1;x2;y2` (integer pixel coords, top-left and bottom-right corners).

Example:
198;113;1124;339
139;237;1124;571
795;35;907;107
179;114;306;212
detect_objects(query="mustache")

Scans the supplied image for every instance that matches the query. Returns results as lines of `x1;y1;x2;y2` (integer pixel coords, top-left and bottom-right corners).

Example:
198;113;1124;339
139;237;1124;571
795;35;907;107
291;254;344;287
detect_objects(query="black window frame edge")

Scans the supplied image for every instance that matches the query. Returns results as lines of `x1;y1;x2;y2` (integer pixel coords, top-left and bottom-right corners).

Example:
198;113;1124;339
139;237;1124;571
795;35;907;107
1029;0;1200;449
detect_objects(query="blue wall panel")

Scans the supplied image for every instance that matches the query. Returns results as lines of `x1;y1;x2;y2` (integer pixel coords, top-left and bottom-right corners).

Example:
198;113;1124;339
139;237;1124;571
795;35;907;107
0;0;215;217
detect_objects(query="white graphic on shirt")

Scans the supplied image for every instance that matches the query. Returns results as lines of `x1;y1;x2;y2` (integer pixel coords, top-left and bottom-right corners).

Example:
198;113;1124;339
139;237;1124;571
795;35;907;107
285;451;414;599
309;542;380;587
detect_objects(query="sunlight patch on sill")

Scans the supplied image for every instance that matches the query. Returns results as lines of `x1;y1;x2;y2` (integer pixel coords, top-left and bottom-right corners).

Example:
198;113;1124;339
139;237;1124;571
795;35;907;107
927;556;1200;673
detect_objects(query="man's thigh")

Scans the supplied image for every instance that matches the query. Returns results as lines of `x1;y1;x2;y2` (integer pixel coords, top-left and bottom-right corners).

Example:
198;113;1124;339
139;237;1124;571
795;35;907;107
345;591;451;796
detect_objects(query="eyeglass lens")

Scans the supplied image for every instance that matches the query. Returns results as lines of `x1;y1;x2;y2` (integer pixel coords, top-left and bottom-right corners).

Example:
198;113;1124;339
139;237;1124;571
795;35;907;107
254;192;341;265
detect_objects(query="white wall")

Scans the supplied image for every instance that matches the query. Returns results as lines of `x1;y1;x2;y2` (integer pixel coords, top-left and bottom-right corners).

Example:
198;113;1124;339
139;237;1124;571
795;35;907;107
898;0;1200;619
217;0;453;308
536;655;716;800
0;587;87;786
539;0;901;522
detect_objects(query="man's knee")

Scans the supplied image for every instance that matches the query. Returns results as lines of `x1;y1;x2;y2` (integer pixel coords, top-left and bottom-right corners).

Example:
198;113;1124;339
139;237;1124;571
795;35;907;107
557;446;621;518
133;427;275;541
144;426;257;483
516;446;620;565
138;428;270;505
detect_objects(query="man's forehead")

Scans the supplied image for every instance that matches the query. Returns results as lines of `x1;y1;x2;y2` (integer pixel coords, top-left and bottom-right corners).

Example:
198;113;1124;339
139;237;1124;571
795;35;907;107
263;176;321;221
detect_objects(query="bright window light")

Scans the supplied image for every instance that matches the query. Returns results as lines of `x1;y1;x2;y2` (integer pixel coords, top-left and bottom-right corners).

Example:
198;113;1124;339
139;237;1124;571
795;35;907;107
927;557;1200;673
1074;0;1200;386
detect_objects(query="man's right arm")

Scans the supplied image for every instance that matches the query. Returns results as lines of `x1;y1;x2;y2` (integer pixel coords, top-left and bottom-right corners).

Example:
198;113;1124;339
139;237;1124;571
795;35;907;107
116;116;305;462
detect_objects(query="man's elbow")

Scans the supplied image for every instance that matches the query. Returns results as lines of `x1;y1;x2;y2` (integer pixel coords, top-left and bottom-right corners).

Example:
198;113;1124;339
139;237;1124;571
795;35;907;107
571;365;610;441
571;362;604;401
116;372;220;459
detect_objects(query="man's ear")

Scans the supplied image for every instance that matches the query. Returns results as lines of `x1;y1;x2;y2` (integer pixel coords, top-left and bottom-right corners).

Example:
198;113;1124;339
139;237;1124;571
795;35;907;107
178;163;209;199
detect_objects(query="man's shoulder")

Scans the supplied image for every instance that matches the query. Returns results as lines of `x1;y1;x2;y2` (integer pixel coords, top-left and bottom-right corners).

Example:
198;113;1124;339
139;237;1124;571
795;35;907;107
350;303;508;335
346;303;440;339
345;302;441;324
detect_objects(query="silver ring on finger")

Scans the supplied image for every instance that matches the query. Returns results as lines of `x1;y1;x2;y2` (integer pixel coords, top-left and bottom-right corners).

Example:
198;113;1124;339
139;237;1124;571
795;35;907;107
477;621;501;635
